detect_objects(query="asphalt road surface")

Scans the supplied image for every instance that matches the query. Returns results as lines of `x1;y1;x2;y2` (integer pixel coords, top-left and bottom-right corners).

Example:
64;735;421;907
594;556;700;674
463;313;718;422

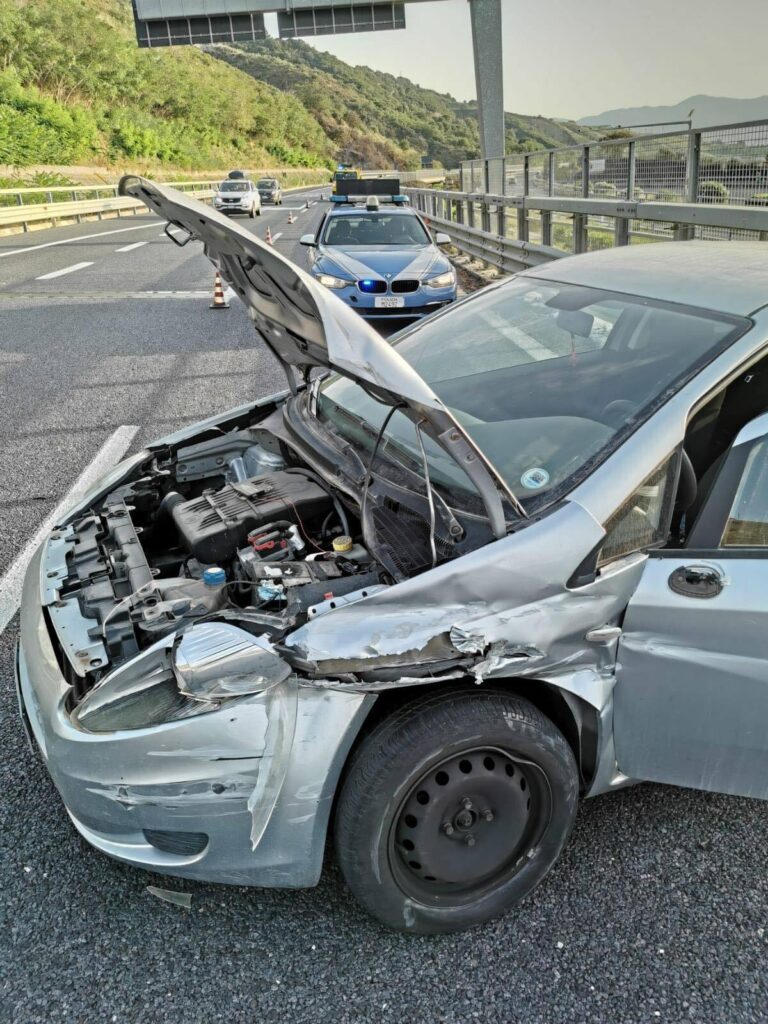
1;189;766;1024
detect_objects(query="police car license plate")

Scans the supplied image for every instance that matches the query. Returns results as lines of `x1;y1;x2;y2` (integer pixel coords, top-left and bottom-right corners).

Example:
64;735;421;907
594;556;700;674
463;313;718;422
375;296;405;308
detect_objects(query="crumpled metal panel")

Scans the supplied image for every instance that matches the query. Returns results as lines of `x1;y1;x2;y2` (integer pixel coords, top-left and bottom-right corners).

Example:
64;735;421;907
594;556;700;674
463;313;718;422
287;499;646;710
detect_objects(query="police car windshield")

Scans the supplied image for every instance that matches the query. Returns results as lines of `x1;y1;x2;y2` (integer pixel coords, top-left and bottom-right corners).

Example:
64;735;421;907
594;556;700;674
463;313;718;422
323;213;430;246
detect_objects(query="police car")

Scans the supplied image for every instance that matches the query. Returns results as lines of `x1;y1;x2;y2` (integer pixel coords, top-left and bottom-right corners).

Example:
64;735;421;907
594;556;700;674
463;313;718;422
300;190;456;322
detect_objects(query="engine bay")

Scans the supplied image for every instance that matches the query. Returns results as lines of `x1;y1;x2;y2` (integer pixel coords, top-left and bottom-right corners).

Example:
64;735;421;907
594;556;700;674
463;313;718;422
44;397;495;706
50;428;391;694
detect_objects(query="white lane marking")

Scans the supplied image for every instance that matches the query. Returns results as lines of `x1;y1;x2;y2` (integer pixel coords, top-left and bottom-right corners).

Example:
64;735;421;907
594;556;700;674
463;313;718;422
271;232;283;242
0;222;159;260
115;241;148;253
0;425;140;637
483;309;556;361
36;262;94;280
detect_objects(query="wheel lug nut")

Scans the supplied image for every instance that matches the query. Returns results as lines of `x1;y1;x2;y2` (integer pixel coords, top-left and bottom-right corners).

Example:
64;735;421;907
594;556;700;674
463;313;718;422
442;821;454;836
461;797;473;810
465;834;476;847
481;809;494;822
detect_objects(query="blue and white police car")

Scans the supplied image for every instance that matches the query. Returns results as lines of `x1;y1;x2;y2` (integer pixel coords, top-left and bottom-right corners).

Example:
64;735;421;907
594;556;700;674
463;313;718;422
300;193;457;322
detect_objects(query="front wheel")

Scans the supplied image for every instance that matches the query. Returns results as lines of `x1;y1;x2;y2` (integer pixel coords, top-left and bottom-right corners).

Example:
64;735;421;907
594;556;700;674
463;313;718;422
334;689;578;934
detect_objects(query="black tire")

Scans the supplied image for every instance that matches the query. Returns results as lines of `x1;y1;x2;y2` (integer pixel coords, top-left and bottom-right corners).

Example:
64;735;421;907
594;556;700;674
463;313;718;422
256;207;262;216
249;205;255;219
334;689;578;934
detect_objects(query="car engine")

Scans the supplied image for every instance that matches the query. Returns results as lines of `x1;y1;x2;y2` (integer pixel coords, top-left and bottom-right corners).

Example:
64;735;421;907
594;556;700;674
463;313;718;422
50;432;385;695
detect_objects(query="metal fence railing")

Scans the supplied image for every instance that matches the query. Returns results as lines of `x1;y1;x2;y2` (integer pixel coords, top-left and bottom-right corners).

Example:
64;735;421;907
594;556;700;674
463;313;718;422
405;184;768;275
461;118;768;211
404;118;768;273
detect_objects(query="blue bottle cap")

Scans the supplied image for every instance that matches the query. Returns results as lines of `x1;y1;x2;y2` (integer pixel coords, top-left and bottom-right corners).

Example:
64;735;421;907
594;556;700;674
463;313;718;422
202;566;227;587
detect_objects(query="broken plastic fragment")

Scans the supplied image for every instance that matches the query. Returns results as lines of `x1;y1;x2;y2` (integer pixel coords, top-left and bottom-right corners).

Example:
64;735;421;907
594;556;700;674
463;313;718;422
146;885;193;909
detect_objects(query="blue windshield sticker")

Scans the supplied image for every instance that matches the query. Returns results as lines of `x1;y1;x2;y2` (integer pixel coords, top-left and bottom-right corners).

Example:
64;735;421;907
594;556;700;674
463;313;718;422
520;467;550;490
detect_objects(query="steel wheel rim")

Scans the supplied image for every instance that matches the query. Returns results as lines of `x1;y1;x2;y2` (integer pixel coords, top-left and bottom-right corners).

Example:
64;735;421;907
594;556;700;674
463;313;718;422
388;745;552;906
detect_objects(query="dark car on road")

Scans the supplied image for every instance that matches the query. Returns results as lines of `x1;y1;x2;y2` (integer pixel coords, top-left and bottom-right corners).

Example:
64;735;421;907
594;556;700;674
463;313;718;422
257;178;282;205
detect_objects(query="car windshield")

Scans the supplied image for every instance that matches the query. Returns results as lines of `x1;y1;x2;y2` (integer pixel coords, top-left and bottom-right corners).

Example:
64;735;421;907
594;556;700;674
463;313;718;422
323;213;430;247
316;278;747;511
219;181;249;192
258;179;276;188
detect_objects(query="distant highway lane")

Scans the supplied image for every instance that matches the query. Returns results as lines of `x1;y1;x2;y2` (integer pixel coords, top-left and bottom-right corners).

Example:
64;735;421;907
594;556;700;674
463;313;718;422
1;187;767;1024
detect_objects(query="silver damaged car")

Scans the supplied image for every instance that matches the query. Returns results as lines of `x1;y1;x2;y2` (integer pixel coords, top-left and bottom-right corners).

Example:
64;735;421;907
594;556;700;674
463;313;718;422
15;176;768;933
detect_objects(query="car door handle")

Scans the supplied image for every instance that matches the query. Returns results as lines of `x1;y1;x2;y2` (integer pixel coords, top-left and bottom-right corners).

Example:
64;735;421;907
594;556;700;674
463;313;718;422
668;564;724;599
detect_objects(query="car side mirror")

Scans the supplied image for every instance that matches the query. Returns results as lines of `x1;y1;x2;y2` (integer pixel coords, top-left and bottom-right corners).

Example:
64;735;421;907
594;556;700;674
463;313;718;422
300;234;316;246
435;232;452;246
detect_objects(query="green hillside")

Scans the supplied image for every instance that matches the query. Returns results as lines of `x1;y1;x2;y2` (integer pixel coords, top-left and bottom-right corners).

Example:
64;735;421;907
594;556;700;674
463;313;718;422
0;0;598;173
0;0;332;169
210;38;600;169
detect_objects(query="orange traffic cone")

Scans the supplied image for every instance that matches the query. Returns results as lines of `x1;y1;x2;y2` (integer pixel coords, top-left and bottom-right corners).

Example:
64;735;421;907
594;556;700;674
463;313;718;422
209;271;229;310
287;210;295;225
265;225;273;245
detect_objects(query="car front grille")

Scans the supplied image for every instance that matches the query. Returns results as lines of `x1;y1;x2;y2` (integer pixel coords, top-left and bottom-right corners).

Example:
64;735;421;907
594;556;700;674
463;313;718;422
357;280;387;294
391;280;419;293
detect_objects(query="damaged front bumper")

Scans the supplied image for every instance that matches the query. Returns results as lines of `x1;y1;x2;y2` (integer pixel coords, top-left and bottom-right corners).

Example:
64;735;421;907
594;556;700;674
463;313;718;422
17;542;372;887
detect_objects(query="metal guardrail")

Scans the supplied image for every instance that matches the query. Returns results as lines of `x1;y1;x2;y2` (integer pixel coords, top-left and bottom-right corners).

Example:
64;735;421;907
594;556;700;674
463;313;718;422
0;176;330;233
0;181;218;233
406;185;768;274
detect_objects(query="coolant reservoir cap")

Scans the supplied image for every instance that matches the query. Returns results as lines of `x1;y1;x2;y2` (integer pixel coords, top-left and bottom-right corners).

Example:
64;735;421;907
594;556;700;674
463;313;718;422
202;566;227;587
332;535;353;553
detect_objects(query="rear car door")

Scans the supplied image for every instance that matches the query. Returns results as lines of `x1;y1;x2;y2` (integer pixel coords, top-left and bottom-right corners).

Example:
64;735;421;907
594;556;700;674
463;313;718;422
614;413;768;799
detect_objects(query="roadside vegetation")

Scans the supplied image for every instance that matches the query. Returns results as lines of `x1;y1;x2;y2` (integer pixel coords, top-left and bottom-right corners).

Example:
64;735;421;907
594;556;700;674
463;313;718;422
212;38;600;169
0;0;333;171
0;0;599;174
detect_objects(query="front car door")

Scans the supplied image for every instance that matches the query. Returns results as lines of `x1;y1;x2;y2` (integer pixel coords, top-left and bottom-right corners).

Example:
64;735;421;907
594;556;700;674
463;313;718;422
614;412;768;799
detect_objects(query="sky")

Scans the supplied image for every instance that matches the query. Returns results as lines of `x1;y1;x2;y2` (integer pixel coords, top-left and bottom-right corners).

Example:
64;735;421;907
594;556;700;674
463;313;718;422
266;0;768;120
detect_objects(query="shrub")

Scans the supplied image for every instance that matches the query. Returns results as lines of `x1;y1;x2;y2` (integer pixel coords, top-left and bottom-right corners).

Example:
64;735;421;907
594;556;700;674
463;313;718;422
698;180;730;203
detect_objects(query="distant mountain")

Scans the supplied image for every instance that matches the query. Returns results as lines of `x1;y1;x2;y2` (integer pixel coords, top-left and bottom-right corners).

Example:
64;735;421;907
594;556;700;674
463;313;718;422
210;38;601;169
579;94;768;129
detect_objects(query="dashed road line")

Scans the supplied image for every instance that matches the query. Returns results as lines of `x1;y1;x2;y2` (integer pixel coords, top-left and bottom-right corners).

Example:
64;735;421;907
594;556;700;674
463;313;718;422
0;425;140;637
271;232;283;242
115;241;149;253
36;262;94;281
0;221;159;259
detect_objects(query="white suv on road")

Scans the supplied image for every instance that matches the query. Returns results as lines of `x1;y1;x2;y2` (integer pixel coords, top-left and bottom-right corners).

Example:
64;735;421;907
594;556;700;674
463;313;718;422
212;178;261;218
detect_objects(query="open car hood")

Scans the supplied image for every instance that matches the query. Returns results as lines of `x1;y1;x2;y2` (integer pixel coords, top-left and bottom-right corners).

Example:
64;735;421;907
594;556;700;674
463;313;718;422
118;176;520;533
120;176;443;407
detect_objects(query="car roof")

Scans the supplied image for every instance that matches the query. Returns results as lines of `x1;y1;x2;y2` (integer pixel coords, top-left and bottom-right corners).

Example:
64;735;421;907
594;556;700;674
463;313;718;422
526;241;768;317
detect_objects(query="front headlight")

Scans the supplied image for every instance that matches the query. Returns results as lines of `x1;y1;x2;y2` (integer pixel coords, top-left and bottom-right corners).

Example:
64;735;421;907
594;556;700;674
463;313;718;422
424;270;456;289
213;197;222;205
317;273;352;290
74;625;290;732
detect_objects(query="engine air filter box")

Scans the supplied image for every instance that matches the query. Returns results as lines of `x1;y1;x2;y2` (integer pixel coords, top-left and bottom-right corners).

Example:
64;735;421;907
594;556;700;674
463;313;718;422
172;472;328;563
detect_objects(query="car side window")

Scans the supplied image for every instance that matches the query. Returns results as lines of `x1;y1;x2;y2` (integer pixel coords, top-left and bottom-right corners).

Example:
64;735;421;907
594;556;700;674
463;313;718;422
721;438;768;547
597;455;678;567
